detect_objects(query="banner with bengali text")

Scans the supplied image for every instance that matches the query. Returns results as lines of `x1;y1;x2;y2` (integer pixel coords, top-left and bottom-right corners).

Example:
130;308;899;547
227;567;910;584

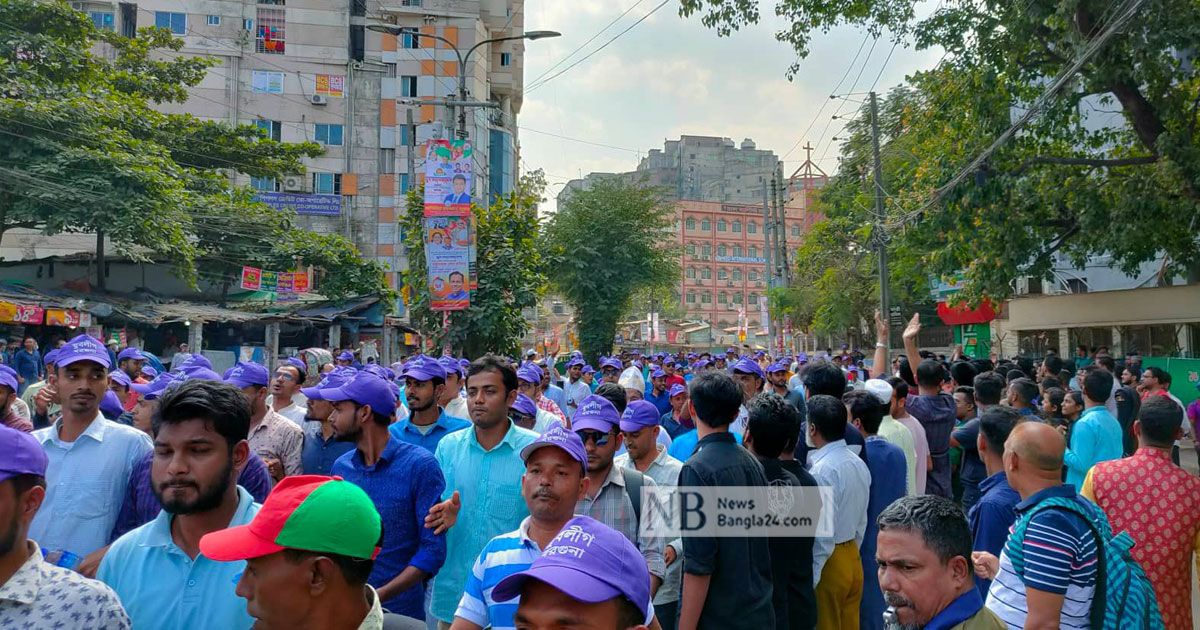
423;139;475;311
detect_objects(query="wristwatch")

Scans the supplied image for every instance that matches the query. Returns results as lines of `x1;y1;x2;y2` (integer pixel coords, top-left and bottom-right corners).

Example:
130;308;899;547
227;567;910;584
875;342;887;348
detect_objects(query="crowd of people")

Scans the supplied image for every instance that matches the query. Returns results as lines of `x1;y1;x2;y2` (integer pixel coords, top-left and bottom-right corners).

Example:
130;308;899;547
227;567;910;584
0;312;1197;630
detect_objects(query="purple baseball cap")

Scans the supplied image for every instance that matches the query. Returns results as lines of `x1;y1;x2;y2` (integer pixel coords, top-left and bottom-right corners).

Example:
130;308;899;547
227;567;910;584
797;352;809;363
337;351;354;362
511;393;537;417
180;366;222;382
55;334;111;369
516;365;542;385
492;515;652;622
316;372;397;417
571;395;620;433
619;400;660;432
403;356;447;383
0;365;18;393
141;365;159;378
117;347;146;362
599;357;623;371
42;349;60;366
694;359;710;370
180;353;214;371
767;360;790;374
99;390;125;420
726;347;738;355
301;369;353;400
282;357;307;377
458;358;470;371
109;370;132;388
668;383;687;398
224;361;270;389
438;356;463;378
519;424;587;471
732;357;765;380
566;356;585;369
650;368;666;379
581;365;595;375
131;372;181;400
0;425;49;482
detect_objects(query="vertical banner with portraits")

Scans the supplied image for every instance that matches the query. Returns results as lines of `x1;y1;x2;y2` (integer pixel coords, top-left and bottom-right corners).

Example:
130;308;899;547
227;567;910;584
423;139;475;311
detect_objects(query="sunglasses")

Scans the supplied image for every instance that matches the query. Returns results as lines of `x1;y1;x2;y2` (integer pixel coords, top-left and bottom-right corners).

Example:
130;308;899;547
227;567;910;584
575;430;613;446
601;368;619;376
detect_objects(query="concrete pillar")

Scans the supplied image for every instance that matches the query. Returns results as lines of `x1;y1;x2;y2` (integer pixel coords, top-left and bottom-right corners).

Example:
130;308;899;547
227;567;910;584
1109;327;1122;357
187;320;203;354
329;324;341;351
381;325;394;366
1058;328;1071;357
264;322;280;373
1176;324;1192;358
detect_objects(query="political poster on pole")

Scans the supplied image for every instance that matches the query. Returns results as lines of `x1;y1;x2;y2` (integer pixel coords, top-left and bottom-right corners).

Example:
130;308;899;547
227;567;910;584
423;139;474;311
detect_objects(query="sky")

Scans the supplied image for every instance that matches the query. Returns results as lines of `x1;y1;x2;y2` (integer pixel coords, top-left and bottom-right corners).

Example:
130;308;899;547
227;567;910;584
518;1;945;213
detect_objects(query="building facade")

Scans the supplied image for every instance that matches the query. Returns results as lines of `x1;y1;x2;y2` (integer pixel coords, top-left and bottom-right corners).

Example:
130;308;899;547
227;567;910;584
58;0;526;294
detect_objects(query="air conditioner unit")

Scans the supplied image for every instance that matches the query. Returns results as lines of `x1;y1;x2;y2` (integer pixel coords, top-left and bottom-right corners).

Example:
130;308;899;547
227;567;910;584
310;94;329;106
282;174;308;192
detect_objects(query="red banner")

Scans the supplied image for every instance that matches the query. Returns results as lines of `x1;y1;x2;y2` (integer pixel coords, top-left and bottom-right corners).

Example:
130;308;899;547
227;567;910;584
0;301;45;324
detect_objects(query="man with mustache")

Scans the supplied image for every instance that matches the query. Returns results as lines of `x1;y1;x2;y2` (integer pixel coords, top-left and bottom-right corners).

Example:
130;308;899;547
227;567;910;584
875;495;1003;630
448;425;590;629
389;356;470;453
29;334;152;561
97;379;258;629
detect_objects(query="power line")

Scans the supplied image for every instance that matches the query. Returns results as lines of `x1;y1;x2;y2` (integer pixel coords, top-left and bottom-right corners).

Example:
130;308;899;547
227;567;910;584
781;33;872;162
525;0;649;87
517;126;642;154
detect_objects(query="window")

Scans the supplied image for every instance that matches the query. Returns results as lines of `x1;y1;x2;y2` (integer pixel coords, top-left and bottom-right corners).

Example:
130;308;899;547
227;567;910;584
379;148;395;173
731;220;741;233
717;269;728;280
717;220;727;232
206;14;221;26
700;219;710;231
685;243;696;256
748;245;757;258
749;270;758;281
701;268;712;280
717;245;727;257
120;3;137;38
732;270;742;281
701;244;711;257
685;218;696;230
733;293;743;304
254;119;281;141
686;292;696;304
89;11;115;31
256;8;285;54
500;52;512;66
385;63;397;78
718;292;728;304
400;27;420;49
400;75;417;97
314;123;343;146
399;173;411;193
154;11;186;35
733;245;742;257
791;224;801;237
747;221;757;234
685;267;696;279
312;173;342;194
251;176;278;192
749;293;758;305
701;292;711;304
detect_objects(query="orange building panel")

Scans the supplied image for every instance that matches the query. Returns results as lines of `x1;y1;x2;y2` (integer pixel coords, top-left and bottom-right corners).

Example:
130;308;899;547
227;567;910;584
378;206;395;223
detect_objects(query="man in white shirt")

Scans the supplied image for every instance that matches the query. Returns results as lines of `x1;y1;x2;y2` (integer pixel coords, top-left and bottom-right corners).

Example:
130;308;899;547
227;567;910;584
561;357;592;420
438;356;470;421
267;358;308;425
805;394;871;630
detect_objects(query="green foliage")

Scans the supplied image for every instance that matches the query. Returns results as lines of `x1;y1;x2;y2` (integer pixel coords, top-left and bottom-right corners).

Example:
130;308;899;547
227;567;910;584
0;0;382;300
682;0;1200;302
542;179;680;363
401;171;548;358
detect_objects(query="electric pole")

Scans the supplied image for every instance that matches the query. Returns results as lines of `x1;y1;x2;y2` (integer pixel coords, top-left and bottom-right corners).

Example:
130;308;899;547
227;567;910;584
869;91;891;347
763;181;776;352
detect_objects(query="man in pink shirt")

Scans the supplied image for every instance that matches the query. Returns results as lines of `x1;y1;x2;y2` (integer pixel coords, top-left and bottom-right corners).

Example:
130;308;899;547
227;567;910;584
887;376;929;494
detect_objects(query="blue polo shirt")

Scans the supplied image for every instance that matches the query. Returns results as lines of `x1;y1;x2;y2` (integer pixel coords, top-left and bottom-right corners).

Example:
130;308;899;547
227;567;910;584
389;409;470;453
97;486;259;630
667;428;742;461
644;388;672;417
301;421;355;475
967;470;1020;596
332;436;447;618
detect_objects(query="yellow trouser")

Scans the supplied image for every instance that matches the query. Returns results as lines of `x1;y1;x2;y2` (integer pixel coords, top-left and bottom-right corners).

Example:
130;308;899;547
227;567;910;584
815;540;863;630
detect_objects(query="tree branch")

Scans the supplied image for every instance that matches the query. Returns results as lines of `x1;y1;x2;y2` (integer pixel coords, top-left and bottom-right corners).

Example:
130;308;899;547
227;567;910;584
1009;155;1157;177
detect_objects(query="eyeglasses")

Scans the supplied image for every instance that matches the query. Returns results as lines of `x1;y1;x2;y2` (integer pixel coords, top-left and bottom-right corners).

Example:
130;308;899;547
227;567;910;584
576;430;612;446
601;368;619;376
274;372;297;382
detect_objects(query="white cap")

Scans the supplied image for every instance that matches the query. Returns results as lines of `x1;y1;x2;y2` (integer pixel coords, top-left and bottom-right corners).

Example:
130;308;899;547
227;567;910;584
618;366;645;393
864;378;894;405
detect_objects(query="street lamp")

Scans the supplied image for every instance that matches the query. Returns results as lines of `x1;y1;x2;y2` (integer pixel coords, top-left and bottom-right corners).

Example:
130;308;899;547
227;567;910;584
367;24;560;138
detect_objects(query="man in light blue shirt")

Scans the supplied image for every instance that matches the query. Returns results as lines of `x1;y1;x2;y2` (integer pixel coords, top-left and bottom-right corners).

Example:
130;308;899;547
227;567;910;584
387;356;470;453
30;334;151;559
426;356;539;626
1062;366;1123;488
97;379;260;630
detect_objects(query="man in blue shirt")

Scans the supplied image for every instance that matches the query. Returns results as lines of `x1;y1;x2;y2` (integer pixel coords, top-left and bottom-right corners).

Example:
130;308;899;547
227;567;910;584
98;379;260;630
298;371;355;475
324;371;447;619
10;337;42;395
967;405;1021;596
643;367;671;417
388;356;469;453
1061;366;1123;488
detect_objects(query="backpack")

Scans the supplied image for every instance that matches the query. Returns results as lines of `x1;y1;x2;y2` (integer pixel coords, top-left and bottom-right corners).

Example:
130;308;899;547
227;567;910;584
622;467;644;525
1003;495;1163;630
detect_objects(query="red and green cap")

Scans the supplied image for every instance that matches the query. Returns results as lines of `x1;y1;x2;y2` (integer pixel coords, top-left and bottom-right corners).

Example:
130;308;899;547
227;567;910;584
200;475;381;562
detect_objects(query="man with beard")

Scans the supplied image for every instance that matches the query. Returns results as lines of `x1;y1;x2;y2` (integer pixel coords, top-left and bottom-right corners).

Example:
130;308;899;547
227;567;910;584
0;425;131;627
426;355;539;629
449;426;589;629
97;379;258;629
876;495;1004;630
299;369;356;475
30;335;152;560
765;360;791;397
326;371;447;620
115;347;148;409
268;358;309;425
228;361;303;482
390;356;469;453
599;357;624;385
562;357;591;419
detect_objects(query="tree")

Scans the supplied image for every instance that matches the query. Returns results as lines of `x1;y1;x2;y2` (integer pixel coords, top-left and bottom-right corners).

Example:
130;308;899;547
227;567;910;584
681;0;1200;301
401;171;547;358
0;0;387;300
542;179;679;363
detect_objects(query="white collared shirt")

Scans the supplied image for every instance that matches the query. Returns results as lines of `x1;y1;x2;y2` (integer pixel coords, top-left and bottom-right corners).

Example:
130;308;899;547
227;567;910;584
807;438;871;581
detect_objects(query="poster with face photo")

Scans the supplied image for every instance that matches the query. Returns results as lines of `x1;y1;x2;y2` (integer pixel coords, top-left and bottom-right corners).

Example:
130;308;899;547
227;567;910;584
423;140;475;310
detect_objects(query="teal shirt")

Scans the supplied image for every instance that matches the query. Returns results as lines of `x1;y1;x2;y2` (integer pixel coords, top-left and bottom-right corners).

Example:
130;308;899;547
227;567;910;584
1063;405;1123;488
430;421;539;622
97;487;260;630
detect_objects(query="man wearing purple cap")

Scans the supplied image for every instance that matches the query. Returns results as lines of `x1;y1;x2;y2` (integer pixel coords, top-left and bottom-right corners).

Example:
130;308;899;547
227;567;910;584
615;400;684;629
29;334;153;560
562;357;591;420
518;364;566;423
298;370;357;475
660;384;693;440
228;361;303;481
494;515;655;630
571;396;666;597
766;361;791;397
450;426;590;630
599;358;623;385
267;358;308;425
335;350;355;367
389;356;470;453
21;348;59;428
729;357;765;435
0;425;131;628
0;365;32;432
582;365;597;391
437;356;470;421
643;368;671;418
